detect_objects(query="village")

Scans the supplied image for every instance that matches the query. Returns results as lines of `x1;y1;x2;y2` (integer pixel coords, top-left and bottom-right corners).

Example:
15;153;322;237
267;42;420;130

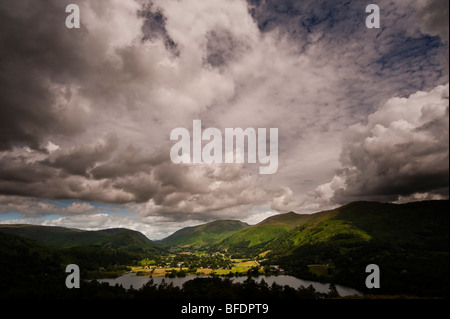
129;253;284;278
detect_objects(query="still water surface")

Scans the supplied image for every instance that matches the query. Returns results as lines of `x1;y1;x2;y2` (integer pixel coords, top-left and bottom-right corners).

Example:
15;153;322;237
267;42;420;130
97;273;362;296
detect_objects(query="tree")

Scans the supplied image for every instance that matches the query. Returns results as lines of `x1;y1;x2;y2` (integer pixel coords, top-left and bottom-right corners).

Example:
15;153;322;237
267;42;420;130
328;283;340;298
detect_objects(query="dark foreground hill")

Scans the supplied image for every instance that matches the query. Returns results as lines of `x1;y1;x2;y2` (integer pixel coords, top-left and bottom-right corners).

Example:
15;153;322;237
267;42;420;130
0;230;154;297
0;224;160;253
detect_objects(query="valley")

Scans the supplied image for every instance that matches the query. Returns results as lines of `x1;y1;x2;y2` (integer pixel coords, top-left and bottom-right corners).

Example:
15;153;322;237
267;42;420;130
130;256;263;277
0;200;448;298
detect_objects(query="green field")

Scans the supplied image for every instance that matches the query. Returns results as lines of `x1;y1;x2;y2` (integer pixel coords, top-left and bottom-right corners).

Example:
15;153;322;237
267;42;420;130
131;259;261;277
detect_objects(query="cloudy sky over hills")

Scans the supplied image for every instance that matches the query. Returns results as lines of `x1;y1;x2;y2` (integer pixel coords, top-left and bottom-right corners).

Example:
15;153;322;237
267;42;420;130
0;0;448;239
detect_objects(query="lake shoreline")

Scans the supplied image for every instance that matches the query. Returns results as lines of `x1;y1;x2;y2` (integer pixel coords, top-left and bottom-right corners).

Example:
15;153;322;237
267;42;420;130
96;272;364;297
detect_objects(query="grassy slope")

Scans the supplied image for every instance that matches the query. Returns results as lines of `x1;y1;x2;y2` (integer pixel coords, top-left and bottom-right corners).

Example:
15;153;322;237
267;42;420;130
270;200;449;252
268;200;449;297
217;212;316;249
161;220;249;249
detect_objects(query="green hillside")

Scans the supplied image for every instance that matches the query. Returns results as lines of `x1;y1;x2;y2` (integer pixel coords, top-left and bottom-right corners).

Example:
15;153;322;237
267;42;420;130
216;212;314;250
0;230;155;297
259;211;311;227
0;224;160;253
268;200;449;252
266;200;449;297
161;220;249;249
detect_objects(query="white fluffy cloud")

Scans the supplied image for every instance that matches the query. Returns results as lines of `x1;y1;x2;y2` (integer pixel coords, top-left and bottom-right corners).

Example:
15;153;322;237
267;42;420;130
0;196;97;216
313;83;449;205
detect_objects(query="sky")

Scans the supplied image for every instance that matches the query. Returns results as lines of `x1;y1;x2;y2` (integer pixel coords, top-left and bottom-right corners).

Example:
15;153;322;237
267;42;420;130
0;0;448;240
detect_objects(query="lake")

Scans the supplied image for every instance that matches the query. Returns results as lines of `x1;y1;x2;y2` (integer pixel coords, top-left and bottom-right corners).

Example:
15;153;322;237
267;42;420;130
97;273;363;297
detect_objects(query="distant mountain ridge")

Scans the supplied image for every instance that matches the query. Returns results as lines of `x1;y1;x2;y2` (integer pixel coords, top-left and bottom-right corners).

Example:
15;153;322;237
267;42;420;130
2;200;448;255
159;211;317;250
0;224;160;253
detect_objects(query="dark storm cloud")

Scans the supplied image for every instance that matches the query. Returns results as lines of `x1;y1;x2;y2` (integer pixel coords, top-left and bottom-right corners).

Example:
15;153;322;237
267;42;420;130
0;141;160;204
90;144;162;179
0;155;55;184
204;28;247;68
415;0;449;81
43;133;119;176
416;0;449;42
111;173;159;203
0;0;94;151
138;2;178;53
0;0;168;204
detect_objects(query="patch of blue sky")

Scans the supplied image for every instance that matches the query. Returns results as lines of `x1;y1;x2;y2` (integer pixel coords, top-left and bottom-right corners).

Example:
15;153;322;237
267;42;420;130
42;214;63;221
376;35;443;70
53;199;134;217
0;211;23;220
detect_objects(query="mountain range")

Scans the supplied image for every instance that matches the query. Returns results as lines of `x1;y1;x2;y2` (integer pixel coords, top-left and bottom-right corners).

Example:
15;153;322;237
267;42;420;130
160;212;315;250
161;200;449;255
0;224;160;253
1;200;448;297
1;200;448;255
